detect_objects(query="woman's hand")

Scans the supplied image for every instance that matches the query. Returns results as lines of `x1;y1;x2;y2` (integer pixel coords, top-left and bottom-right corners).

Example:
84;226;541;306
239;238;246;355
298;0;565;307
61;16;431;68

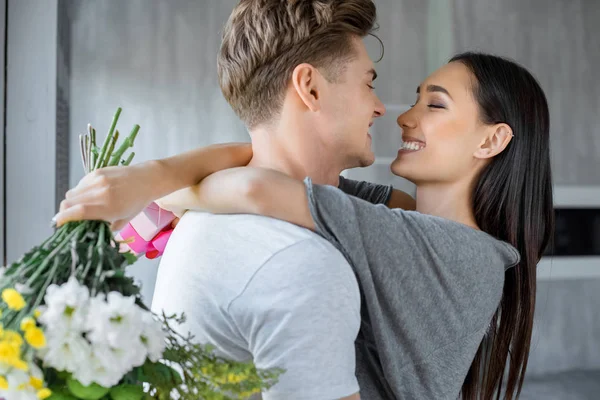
54;163;161;230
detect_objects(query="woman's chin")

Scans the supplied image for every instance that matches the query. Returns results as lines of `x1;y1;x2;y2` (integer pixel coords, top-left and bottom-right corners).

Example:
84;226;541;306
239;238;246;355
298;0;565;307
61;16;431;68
390;159;416;182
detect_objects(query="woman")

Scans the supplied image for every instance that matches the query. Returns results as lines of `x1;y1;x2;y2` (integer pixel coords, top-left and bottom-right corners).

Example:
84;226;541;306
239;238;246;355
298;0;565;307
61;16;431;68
56;53;553;399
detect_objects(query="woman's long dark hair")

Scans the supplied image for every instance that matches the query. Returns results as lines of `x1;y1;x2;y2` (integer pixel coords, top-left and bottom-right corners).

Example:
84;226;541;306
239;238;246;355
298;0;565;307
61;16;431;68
450;53;555;399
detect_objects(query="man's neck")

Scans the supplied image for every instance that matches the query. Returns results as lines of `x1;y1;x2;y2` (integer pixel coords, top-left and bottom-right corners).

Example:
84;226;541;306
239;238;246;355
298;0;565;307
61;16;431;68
415;180;479;230
248;125;342;186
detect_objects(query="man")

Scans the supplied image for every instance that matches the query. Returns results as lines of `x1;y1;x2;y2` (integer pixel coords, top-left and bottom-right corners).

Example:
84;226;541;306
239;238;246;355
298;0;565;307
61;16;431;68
56;0;395;398
154;1;382;398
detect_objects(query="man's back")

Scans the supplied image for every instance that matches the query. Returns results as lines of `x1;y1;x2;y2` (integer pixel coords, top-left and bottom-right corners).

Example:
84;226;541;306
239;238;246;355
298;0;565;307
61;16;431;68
152;211;361;399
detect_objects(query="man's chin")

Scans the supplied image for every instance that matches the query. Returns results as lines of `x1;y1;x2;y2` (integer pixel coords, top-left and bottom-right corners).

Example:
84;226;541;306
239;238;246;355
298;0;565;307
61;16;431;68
358;155;376;168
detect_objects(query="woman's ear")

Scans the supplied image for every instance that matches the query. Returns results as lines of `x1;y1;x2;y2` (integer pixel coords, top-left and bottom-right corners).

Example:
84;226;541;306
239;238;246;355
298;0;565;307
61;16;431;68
291;63;321;112
474;123;514;159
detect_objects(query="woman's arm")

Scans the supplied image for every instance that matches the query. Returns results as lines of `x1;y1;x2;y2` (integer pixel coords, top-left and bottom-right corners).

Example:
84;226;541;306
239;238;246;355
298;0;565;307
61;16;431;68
178;167;317;230
54;143;252;228
164;173;416;222
387;190;416;210
337;177;416;210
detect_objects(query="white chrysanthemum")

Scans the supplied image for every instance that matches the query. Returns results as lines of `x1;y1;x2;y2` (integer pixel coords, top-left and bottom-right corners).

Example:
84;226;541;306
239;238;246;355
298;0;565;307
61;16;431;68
83;292;150;380
140;312;167;362
41;330;92;373
0;368;37;400
93;339;147;377
39;276;90;332
86;292;144;348
75;348;130;388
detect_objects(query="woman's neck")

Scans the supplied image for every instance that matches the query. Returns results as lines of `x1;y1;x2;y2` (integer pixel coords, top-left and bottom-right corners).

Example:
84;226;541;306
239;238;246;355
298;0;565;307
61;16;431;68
415;181;479;230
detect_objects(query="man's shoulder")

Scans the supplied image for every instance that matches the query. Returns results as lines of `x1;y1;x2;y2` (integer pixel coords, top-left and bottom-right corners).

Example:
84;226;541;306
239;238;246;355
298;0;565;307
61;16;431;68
158;211;353;301
177;210;337;253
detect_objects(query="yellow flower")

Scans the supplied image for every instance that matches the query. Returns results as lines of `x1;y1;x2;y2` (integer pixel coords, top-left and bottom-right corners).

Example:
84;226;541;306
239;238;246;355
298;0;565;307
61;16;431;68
20;317;36;332
227;373;245;384
33;309;42;319
2;288;26;311
24;327;46;349
0;375;8;390
30;376;44;390
2;329;24;347
0;341;27;371
239;389;261;398
0;341;18;360
13;358;29;371
37;388;52;399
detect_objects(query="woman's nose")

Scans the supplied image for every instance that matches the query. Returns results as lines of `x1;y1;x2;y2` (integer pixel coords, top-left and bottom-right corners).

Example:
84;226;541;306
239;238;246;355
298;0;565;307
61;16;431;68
397;110;417;129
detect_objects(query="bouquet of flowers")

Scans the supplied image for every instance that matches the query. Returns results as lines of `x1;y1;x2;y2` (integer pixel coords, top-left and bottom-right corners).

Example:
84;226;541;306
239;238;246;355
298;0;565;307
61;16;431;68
0;109;281;400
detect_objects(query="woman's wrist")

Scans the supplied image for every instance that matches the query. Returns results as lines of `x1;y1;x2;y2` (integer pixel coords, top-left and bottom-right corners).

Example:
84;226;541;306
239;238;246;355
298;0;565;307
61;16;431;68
140;159;184;202
134;143;253;207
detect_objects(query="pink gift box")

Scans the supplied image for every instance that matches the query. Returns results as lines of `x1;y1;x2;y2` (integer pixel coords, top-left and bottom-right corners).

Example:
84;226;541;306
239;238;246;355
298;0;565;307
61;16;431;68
129;202;175;241
115;202;176;258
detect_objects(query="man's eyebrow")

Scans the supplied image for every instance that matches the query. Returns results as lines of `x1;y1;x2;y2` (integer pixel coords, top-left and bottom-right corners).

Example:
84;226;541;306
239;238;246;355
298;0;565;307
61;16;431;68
416;84;452;99
367;68;378;81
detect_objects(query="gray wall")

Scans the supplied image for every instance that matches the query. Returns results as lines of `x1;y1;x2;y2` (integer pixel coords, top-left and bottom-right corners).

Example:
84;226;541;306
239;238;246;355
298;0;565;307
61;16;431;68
528;279;600;376
68;0;247;301
5;0;58;263
0;0;5;264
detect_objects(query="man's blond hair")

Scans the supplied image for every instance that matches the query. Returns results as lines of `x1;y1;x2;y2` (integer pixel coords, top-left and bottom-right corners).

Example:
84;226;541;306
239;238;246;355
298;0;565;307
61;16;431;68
218;0;378;129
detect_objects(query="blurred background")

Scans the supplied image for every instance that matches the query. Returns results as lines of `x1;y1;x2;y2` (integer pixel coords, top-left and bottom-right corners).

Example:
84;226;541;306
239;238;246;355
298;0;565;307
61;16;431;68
1;1;599;398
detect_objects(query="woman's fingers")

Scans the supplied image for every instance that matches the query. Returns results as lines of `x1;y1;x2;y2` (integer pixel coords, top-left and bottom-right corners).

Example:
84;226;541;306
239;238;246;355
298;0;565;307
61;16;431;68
53;203;107;227
111;219;129;232
55;165;157;229
56;187;122;226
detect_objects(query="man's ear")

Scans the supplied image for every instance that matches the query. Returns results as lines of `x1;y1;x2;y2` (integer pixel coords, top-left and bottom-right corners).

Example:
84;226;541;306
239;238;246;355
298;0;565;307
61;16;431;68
291;63;321;112
474;123;514;159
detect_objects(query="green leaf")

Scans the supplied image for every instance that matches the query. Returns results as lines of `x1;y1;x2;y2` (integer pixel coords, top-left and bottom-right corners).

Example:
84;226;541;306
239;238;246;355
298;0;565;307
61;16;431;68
161;348;181;363
109;384;145;400
48;391;78;400
141;360;182;389
67;378;110;400
122;252;139;265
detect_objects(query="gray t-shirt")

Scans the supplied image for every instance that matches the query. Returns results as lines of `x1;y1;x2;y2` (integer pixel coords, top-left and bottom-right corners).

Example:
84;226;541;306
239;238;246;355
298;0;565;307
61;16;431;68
152;211;361;400
314;177;521;400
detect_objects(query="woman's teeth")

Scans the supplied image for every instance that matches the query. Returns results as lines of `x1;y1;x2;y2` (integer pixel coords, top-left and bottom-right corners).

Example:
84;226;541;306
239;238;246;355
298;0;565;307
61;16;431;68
400;141;425;151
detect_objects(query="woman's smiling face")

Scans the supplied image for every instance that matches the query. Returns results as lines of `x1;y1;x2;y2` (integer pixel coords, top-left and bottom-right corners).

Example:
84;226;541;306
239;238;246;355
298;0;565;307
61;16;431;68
391;61;492;185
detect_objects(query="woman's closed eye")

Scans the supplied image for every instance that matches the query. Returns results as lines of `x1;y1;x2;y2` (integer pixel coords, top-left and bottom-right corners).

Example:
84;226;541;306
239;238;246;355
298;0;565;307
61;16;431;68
427;104;446;109
409;102;447;109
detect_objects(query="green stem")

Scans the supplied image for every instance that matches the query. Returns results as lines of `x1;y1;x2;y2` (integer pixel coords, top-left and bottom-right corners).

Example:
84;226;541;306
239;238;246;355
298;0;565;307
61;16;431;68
109;124;139;166
24;224;86;287
91;224;107;296
103;130;119;168
94;107;122;170
31;257;62;313
91;127;97;170
122;151;136;166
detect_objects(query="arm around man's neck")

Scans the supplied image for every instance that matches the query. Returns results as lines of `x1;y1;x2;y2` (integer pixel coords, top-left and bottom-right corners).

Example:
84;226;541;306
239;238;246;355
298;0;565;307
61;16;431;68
150;142;252;200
